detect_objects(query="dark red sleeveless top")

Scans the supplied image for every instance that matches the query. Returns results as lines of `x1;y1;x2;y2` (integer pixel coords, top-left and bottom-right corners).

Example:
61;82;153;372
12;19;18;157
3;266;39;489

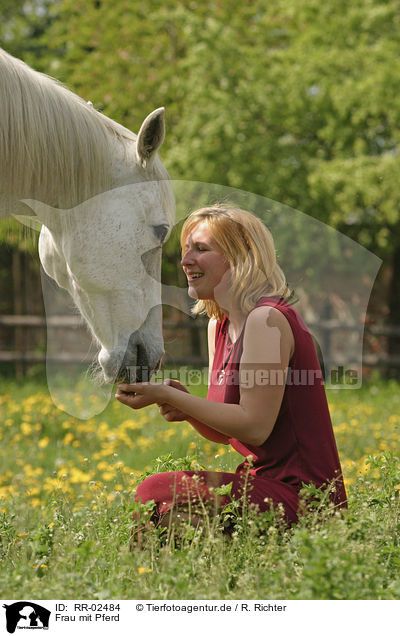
207;296;347;507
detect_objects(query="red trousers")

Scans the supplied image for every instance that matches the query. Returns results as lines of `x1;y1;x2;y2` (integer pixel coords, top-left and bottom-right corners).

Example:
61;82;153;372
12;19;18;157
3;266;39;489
135;468;299;525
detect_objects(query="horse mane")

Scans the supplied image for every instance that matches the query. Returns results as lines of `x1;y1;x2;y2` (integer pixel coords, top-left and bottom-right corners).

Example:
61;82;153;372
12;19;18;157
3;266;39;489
0;48;139;214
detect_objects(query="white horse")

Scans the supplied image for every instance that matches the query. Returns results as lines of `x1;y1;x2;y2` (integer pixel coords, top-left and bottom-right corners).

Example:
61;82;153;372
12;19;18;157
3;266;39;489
0;48;175;384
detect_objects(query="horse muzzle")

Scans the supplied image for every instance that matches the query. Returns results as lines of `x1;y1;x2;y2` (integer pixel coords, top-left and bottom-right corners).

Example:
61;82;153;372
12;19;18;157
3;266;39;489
99;332;163;384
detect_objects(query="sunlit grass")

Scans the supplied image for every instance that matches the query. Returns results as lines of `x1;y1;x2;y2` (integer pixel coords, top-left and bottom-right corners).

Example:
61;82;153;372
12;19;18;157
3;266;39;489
0;375;399;598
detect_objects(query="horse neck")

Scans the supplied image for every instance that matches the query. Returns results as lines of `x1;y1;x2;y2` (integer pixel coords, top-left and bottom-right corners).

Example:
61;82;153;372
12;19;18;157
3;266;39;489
0;52;137;216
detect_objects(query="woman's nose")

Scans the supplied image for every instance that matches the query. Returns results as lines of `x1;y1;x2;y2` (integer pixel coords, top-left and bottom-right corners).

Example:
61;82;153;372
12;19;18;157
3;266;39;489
181;249;194;266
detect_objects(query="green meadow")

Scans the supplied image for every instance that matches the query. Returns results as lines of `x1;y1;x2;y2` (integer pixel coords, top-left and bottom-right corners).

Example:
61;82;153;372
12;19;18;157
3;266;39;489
0;376;399;599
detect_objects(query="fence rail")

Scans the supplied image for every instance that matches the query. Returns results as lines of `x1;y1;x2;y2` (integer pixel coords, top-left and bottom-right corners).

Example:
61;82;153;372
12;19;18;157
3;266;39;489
0;315;209;369
0;314;399;371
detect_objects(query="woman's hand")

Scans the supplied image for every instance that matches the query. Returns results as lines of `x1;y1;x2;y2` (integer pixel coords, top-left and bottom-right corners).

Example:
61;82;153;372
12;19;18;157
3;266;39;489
116;378;230;444
158;378;190;422
159;379;230;444
115;382;167;410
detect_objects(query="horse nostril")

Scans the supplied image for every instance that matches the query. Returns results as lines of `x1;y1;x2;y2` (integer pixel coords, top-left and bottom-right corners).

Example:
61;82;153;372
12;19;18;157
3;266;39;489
116;337;150;384
134;343;149;383
136;342;147;367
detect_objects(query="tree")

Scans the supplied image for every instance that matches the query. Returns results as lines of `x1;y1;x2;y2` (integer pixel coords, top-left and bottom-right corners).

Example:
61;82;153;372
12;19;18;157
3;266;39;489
3;1;400;342
38;1;400;249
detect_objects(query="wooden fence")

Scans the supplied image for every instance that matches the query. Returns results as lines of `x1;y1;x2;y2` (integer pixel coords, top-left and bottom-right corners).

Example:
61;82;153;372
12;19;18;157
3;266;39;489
0;314;400;378
0;314;210;379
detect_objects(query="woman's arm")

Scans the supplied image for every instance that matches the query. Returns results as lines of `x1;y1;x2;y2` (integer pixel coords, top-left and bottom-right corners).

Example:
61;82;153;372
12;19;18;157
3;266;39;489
186;416;231;444
158;378;230;444
116;306;294;447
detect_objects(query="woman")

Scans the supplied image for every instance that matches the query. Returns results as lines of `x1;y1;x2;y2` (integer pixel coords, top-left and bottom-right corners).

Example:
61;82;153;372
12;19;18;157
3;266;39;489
116;204;347;529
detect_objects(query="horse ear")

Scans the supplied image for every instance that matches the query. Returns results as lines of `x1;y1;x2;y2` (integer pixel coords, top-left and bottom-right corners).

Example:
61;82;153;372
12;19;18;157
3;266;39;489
19;199;62;232
136;107;165;169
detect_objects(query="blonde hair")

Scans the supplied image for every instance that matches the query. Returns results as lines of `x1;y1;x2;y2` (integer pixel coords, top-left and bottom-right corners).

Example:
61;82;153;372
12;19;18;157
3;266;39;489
180;204;291;322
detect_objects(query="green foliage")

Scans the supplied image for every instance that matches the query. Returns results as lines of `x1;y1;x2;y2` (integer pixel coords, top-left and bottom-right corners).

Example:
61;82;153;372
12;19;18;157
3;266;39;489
9;0;397;259
1;1;399;283
0;0;55;62
365;450;400;507
0;0;395;294
1;460;399;599
141;452;206;477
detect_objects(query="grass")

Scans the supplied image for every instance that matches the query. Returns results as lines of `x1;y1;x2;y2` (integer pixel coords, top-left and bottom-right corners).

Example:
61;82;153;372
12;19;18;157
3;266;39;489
0;374;399;599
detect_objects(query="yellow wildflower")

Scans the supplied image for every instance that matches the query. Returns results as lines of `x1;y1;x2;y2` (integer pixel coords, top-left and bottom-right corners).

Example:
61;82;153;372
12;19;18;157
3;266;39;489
38;437;50;448
69;468;92;484
101;471;115;482
63;432;74;445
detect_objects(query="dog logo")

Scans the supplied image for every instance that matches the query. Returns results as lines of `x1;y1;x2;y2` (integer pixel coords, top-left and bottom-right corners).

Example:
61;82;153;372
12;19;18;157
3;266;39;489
2;602;50;633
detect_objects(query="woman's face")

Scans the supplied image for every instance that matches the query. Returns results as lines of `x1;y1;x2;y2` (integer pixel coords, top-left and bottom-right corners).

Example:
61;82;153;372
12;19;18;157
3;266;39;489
181;222;231;303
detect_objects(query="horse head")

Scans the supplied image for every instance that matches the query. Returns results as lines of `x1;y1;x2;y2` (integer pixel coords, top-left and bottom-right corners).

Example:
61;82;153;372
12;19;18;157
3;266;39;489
20;108;175;385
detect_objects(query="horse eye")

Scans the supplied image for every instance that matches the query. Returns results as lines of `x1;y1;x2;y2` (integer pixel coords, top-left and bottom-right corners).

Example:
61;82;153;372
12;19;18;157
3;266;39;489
152;224;169;244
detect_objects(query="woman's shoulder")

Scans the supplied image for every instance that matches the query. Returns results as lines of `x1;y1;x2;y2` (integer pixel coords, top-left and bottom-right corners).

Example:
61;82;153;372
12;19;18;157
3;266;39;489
244;303;295;349
255;296;308;331
246;303;290;327
256;295;294;312
248;296;296;328
239;303;294;366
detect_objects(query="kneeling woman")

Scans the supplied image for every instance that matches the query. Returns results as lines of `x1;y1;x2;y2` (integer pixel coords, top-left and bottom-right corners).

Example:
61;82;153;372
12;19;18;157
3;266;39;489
116;204;347;528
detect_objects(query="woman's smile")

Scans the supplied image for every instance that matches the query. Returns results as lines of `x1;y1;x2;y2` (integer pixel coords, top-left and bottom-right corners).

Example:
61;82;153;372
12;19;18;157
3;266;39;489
186;273;204;283
186;272;204;281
